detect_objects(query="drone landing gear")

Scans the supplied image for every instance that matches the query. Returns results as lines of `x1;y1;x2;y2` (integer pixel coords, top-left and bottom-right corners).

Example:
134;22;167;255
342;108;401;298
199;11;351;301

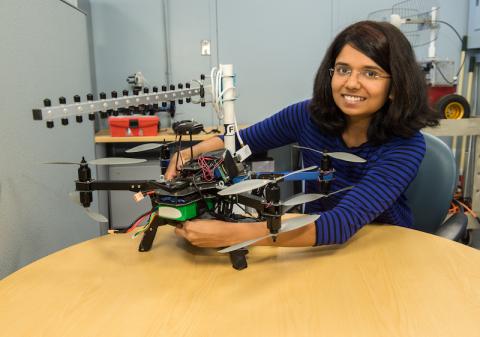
229;249;249;270
138;215;168;252
138;214;249;270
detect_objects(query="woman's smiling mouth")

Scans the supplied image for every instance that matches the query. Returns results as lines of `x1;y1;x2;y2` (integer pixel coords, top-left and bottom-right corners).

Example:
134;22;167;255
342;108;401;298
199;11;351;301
342;94;366;103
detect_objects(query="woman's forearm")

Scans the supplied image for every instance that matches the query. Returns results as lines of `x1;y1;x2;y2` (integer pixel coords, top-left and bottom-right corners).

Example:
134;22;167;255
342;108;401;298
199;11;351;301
165;136;225;179
252;222;316;247
175;218;316;248
227;220;316;247
180;136;225;160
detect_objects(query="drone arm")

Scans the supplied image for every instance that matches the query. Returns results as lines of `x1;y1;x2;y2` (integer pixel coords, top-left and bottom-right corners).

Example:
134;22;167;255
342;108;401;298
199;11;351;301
235;193;265;215
76;180;165;192
255;171;319;181
235;193;291;236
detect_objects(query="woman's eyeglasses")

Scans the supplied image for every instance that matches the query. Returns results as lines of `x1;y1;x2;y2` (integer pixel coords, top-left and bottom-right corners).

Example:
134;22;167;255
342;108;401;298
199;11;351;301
329;65;391;81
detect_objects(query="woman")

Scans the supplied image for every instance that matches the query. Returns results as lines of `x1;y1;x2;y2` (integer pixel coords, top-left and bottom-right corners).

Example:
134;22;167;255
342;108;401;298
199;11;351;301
165;20;439;248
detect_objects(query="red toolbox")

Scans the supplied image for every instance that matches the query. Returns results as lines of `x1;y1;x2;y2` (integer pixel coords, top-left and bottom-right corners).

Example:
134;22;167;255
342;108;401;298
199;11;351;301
108;116;159;137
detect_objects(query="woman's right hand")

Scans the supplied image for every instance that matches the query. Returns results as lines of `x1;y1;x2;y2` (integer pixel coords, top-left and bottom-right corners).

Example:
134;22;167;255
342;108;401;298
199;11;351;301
164;136;225;180
164;150;189;180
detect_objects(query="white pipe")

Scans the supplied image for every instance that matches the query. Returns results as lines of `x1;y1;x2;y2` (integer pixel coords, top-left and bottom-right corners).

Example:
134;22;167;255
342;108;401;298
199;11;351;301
459;68;475;176
220;64;236;155
456;50;466;95
162;0;172;86
428;7;438;59
452;136;458;158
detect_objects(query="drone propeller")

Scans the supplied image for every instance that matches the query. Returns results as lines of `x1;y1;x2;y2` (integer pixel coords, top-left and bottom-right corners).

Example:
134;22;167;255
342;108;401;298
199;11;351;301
218;214;320;253
157;206;182;220
68;192;109;223
89;157;147;165
43;157;147;166
217;178;271;196
282;186;354;206
125;142;175;153
293;145;366;163
44;161;83;165
217;166;318;196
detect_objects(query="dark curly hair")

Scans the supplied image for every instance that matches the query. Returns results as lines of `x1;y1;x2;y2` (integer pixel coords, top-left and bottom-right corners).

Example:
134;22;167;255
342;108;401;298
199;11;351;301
309;20;439;144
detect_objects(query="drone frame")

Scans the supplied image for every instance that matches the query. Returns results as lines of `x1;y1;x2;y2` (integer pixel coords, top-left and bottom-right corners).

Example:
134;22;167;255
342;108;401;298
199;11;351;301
74;149;322;270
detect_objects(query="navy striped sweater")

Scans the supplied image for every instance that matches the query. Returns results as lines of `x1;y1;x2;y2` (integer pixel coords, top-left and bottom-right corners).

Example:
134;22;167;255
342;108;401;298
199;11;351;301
237;100;425;245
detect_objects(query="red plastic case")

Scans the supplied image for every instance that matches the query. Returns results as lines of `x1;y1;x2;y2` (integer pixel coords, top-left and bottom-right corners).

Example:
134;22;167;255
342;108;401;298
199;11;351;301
108;116;159;137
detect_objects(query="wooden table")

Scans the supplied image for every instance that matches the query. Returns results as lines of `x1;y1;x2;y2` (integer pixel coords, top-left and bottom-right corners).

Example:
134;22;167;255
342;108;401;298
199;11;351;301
1;225;480;337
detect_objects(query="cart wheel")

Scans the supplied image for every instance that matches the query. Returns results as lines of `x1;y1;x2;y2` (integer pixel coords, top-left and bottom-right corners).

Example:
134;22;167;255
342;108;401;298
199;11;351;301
436;94;470;119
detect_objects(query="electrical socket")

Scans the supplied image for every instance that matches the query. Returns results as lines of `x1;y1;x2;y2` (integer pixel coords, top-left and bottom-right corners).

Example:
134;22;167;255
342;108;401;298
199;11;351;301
201;40;211;56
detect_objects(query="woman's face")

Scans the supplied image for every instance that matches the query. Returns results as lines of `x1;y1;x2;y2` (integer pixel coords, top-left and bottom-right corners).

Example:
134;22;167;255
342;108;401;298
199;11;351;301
331;44;391;124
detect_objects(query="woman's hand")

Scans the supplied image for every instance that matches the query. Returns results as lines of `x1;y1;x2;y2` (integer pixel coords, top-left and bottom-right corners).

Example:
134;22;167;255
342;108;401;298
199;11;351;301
164;150;189;180
175;219;237;248
174;219;268;248
175;217;317;248
164;137;225;180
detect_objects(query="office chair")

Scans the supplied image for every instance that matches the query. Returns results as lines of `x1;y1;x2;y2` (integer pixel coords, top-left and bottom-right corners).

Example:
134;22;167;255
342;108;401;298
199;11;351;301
405;132;467;242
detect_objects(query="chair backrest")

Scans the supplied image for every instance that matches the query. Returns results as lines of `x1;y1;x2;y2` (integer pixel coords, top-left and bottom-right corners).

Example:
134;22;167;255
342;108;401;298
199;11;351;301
405;133;457;234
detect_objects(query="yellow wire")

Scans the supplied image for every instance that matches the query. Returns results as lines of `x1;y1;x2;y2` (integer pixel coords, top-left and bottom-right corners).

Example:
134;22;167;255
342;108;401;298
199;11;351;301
131;212;157;239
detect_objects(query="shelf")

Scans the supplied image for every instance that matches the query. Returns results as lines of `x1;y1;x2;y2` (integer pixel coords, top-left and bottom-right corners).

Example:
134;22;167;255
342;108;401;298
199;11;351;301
95;127;223;143
424;118;480;137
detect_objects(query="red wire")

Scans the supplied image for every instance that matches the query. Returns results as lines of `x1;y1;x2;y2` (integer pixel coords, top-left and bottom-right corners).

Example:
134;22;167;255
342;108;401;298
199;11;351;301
126;212;152;233
449;202;459;214
455;199;478;218
197;156;224;181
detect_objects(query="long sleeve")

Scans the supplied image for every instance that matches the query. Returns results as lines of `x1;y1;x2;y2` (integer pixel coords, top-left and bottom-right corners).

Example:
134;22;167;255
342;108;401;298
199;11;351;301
236;100;310;153
312;134;425;245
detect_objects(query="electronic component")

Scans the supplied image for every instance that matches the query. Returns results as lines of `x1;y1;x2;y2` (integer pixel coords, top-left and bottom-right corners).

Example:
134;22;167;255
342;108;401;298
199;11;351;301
172;120;204;135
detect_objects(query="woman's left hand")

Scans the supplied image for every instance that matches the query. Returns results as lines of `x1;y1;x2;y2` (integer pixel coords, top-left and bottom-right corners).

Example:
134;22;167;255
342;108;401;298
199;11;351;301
174;219;240;248
175;219;270;248
175;216;316;248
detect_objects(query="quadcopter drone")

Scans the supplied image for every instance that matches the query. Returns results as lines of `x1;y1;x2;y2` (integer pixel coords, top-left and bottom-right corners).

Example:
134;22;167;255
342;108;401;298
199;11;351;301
33;64;366;270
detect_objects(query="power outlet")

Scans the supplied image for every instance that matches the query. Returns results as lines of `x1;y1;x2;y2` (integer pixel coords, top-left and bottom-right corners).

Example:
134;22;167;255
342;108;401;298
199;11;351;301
201;40;211;56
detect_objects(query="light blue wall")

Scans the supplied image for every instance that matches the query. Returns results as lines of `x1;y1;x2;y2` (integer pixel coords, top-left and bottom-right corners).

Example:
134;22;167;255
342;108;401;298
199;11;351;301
168;0;218;126
87;0;469;125
468;0;480;48
89;0;167;91
0;0;100;279
216;0;333;124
